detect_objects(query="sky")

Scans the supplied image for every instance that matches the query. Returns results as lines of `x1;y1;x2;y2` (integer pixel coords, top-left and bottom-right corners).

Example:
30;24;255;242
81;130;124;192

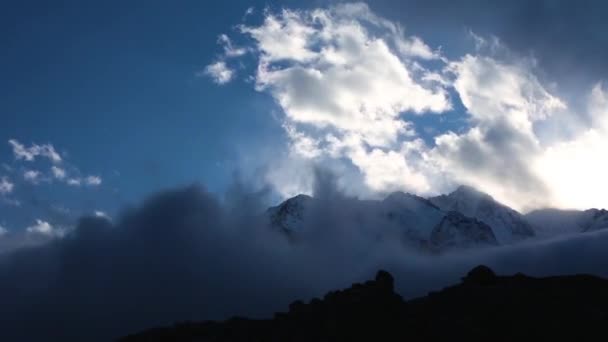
2;0;608;237
3;1;608;340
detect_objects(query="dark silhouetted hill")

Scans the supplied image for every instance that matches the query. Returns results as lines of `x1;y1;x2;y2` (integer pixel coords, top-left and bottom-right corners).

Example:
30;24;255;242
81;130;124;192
121;266;608;341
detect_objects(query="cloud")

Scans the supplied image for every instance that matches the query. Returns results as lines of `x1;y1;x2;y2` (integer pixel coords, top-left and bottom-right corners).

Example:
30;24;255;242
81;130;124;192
218;34;247;57
2;181;608;341
0;225;7;236
241;4;450;150
0;177;14;195
200;61;234;84
8;139;62;163
209;2;608;211
94;210;110;220
25;219;54;235
23;170;42;184
51;166;66;180
66;178;82;186
85;175;102;186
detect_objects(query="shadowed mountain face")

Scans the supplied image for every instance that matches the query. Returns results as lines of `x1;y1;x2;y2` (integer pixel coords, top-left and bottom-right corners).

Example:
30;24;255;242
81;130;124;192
429;185;536;243
122;265;608;341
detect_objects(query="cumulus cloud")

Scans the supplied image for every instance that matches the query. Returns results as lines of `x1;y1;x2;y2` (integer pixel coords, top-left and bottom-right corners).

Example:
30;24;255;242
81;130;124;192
8;139;62;163
0;176;13;195
201;61;235;84
208;2;608;211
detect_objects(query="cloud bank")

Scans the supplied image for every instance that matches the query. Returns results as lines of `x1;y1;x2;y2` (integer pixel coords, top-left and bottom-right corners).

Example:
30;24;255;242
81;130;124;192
207;2;608;211
2;178;608;341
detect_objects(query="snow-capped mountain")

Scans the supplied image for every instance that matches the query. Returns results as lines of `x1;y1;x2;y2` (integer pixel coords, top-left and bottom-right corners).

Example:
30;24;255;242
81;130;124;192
429;185;535;244
266;194;313;234
266;190;499;251
525;208;608;237
429;211;498;250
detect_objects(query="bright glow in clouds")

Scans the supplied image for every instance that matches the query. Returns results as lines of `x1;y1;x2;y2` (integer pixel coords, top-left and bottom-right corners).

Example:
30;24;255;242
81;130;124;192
210;2;608;211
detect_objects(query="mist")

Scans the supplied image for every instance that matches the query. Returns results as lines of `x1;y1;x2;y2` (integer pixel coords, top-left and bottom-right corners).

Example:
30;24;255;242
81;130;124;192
1;173;608;341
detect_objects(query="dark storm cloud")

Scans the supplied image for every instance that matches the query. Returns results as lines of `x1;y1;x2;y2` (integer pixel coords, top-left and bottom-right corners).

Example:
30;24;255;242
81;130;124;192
2;175;608;341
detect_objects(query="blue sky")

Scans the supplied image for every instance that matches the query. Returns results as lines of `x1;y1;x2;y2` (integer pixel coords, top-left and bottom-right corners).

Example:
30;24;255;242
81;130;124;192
2;0;608;236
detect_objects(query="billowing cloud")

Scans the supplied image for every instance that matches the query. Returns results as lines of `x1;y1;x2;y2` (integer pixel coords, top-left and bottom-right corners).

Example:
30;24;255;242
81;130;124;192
8;139;62;163
1;182;608;341
208;2;608;211
201;61;234;84
241;3;450;149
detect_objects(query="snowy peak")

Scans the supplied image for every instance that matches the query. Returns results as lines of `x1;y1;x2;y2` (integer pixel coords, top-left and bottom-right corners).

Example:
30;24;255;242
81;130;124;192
266;192;500;251
429;186;535;244
430;211;498;250
266;194;313;233
383;192;440;211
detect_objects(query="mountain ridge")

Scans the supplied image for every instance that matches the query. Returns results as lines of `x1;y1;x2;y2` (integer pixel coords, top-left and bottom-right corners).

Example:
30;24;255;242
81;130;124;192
121;265;608;341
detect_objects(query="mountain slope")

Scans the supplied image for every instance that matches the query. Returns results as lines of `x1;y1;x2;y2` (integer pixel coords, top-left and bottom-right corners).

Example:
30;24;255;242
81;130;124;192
122;266;608;341
430;185;535;243
266;191;498;251
525;208;608;237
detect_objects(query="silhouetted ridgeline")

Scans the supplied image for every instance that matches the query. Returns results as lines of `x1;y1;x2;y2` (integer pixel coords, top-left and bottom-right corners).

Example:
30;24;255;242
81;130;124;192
121;266;608;341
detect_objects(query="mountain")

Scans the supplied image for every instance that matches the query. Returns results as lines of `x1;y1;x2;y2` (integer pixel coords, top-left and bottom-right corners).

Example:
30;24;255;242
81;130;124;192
121;266;608;341
266;191;497;251
429;185;535;243
266;194;313;234
525;208;608;237
429;211;498;250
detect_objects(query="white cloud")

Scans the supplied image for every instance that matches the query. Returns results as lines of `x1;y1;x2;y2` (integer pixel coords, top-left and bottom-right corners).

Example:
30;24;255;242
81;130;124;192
94;210;111;220
67;178;82;186
0;177;14;195
213;3;608;211
85;176;102;186
26;219;54;235
243;3;449;151
8;139;62;163
0;225;7;236
218;34;247;57
51;166;66;180
23;170;42;184
201;61;234;84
